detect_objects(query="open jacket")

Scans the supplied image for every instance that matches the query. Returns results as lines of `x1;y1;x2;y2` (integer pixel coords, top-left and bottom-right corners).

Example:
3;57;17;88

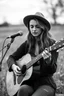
7;40;58;90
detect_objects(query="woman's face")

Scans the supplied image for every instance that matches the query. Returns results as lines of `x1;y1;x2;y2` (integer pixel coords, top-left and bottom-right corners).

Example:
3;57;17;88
29;19;42;37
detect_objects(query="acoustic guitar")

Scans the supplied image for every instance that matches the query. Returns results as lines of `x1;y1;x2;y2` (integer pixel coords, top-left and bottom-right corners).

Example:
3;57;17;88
6;38;64;96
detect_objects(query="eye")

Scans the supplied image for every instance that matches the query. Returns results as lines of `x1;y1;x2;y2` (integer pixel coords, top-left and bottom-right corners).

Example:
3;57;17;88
36;25;40;28
30;25;34;28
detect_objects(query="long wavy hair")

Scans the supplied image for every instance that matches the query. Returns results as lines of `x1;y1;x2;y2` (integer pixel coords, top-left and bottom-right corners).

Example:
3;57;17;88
26;18;54;56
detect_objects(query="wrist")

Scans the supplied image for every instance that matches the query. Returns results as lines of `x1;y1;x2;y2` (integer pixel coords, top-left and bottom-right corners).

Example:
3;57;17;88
45;56;52;64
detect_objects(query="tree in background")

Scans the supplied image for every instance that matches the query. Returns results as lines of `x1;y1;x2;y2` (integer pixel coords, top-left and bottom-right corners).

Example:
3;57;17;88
43;0;64;24
0;21;9;27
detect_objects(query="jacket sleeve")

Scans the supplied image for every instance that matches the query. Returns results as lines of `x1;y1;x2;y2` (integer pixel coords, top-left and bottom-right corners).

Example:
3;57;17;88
7;56;16;71
46;38;58;74
40;38;59;76
40;50;58;77
7;41;28;71
46;50;58;74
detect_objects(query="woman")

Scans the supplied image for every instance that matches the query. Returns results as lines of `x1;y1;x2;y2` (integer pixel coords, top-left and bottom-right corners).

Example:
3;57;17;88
7;12;58;96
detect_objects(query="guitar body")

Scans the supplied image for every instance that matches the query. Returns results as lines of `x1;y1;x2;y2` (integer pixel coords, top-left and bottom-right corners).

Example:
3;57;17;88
6;54;33;96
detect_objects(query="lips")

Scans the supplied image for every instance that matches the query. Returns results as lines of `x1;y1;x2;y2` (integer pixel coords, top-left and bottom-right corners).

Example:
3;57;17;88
33;32;38;34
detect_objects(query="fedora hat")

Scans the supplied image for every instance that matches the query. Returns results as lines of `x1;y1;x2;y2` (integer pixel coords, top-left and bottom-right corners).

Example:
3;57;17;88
23;12;51;31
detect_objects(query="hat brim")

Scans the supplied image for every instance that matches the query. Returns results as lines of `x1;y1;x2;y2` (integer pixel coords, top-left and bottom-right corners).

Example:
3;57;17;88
23;15;51;31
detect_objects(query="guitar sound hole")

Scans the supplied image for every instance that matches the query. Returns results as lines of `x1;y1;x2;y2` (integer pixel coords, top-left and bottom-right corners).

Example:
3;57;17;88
21;65;27;75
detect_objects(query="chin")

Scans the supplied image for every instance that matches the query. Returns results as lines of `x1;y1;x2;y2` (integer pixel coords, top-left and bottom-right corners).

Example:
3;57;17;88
32;34;40;37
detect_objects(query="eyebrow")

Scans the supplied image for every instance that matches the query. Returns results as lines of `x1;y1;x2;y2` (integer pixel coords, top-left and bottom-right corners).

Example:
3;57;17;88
30;24;39;26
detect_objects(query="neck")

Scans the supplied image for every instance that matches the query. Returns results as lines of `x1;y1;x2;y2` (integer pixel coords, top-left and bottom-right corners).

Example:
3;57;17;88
35;42;39;56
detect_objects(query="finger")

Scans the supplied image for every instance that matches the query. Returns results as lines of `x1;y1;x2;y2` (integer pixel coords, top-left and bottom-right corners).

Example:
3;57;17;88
45;50;51;57
44;50;49;55
42;51;50;59
44;50;52;62
43;51;49;57
14;70;17;75
16;69;21;74
17;66;21;71
14;69;21;76
15;71;21;76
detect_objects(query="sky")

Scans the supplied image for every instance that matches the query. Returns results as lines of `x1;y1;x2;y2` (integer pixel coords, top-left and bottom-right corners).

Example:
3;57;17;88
0;0;64;25
0;0;45;24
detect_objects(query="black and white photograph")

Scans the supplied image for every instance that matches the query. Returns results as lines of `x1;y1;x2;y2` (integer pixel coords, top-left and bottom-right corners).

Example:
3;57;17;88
0;0;64;96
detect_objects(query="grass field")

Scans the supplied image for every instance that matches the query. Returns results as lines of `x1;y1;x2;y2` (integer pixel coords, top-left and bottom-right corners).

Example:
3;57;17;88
0;24;64;95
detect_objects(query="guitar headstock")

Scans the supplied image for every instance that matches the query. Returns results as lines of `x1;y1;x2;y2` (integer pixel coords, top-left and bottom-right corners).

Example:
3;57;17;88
49;38;64;51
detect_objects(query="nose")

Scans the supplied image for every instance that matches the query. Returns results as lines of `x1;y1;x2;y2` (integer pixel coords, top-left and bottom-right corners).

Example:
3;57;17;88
33;26;36;31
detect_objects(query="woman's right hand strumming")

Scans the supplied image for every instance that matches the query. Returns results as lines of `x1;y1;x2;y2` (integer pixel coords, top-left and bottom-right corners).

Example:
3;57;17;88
12;64;21;76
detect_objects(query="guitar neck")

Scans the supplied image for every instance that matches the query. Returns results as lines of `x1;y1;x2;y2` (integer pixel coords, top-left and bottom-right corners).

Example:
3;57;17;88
26;53;42;69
